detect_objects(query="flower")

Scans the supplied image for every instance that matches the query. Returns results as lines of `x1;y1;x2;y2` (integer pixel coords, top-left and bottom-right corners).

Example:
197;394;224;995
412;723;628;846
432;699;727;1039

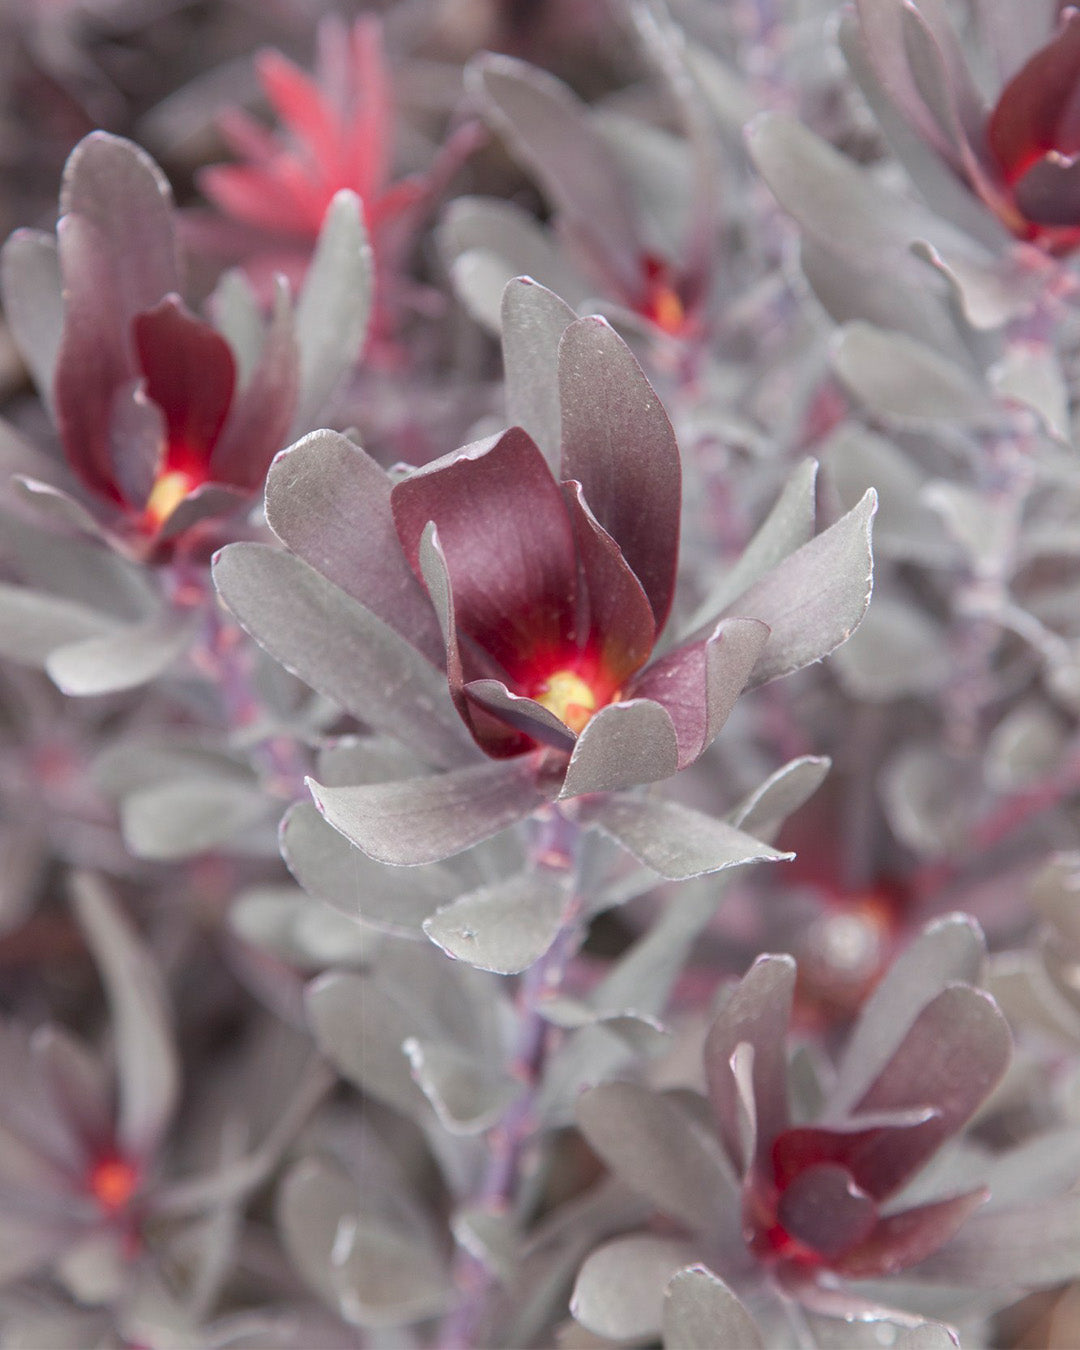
572;914;1080;1345
0;131;299;558
851;0;1080;254
214;280;876;870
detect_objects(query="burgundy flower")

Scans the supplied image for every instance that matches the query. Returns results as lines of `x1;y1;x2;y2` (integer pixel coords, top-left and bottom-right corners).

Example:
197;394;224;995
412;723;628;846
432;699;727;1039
215;280;876;870
852;0;1080;254
1;131;299;557
571;916;1080;1345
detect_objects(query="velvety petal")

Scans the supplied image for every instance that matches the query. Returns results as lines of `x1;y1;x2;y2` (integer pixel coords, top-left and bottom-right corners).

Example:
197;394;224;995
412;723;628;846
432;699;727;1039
70;872;179;1158
107;379;165;512
559;700;679;798
265;429;445;664
392;428;580;683
209;280;299;490
0;582;119;667
704;954;795;1176
0;229;63;414
562;480;655;687
418;523;534;758
306;756;554;866
580;794;791;881
630;618;769;769
729;755;831;841
988;10;1080;179
772;1114;939;1203
848;985;1011;1197
777;1162;878;1257
464;680;577;752
663;1267;764;1350
212;542;476;768
470;55;644;299
834;1188;987;1279
133;297;236;475
558;317;681;631
576;1082;741;1242
830;914;986;1117
1013;150;1080;226
501;275;577;470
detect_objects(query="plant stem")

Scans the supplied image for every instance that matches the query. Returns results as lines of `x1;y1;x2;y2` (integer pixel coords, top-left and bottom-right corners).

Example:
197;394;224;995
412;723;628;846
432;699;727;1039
437;808;583;1350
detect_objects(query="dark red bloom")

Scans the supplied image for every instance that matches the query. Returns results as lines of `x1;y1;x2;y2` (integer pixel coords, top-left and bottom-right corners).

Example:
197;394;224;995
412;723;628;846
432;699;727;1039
853;1;1080;254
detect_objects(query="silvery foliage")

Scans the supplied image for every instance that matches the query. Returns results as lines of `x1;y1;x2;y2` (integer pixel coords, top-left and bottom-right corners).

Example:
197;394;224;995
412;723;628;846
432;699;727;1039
2;0;1080;1347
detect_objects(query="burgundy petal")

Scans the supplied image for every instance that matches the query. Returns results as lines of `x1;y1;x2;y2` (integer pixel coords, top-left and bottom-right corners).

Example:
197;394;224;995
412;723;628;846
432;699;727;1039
134;297;236;479
847;985;1011;1198
988;9;1080;180
833;1188;988;1279
393;428;580;687
209;283;299;490
630;618;768;770
562;481;655;689
775;1162;878;1258
1012;151;1080;225
704;954;794;1176
559;318;681;631
772;1115;939;1203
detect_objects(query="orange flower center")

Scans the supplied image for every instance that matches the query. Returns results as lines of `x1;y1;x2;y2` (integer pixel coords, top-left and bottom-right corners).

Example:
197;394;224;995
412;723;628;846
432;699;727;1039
647;284;686;335
534;669;599;734
89;1156;139;1214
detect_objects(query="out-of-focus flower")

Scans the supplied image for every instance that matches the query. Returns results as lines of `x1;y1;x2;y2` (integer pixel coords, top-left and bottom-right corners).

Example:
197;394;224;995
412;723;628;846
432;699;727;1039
215;279;875;871
195;14;474;343
850;0;1080;255
572;914;1080;1346
445;37;723;343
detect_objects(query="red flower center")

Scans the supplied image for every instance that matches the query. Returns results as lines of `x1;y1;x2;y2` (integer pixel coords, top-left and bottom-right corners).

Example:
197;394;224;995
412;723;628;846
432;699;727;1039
88;1155;139;1215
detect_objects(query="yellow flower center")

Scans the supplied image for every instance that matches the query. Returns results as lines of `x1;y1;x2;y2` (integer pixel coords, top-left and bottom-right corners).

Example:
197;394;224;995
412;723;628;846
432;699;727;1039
534;669;598;734
650;284;686;335
145;468;197;531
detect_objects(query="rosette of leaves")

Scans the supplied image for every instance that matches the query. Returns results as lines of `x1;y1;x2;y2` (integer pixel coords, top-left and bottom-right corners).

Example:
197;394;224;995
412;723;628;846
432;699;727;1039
572;913;1080;1347
214;279;875;969
0;129;371;696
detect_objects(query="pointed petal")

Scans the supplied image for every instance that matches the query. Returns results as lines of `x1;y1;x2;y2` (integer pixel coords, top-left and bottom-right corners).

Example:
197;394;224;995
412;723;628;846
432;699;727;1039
580;794;791;881
558;317;681;630
70;873;179;1158
212;542;475;768
631;618;768;769
307;757;552;866
392;428;579;683
924;1193;1080;1287
559;700;678;798
501;276;577;470
704;953;795;1175
264;429;444;664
